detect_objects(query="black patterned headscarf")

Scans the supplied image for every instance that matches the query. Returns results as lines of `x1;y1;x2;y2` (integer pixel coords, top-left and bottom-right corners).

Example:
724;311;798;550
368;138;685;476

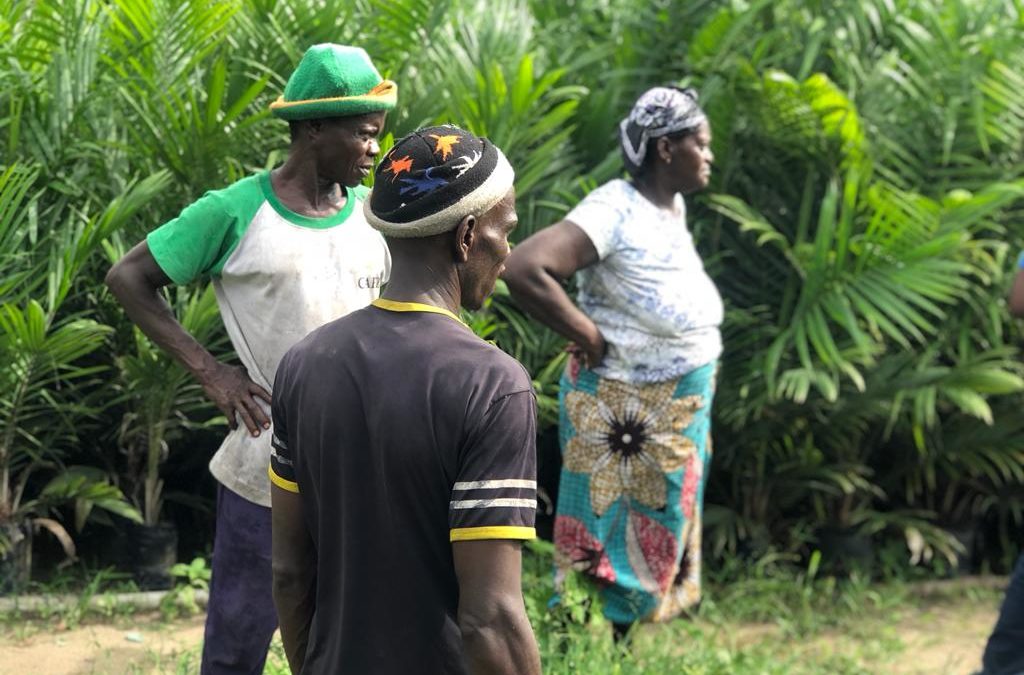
619;86;706;175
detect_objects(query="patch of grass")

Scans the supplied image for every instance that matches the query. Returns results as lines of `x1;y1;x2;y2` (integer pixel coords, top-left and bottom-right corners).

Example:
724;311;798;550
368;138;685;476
522;542;993;674
0;566;141;631
172;637;291;674
159;557;212;621
3;545;999;674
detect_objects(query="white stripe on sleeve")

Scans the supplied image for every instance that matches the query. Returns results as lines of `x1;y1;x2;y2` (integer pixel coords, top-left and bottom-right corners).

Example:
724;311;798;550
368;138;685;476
450;498;538;510
452;479;537;491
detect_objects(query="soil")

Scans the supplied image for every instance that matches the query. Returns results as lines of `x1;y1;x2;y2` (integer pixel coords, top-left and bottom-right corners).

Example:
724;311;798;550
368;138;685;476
887;603;995;675
725;600;998;673
0;612;206;675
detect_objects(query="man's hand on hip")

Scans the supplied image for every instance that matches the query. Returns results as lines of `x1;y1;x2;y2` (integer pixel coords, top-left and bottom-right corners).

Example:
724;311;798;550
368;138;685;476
199;361;272;436
107;242;274;437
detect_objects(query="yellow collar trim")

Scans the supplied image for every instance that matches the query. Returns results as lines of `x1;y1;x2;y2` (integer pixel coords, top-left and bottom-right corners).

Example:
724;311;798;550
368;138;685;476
371;298;466;326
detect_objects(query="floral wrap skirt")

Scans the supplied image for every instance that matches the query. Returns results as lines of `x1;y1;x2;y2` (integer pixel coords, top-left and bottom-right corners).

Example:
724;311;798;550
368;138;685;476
553;357;716;624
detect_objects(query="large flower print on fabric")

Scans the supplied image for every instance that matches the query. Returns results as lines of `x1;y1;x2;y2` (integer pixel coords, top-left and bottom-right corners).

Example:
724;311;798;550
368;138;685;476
554;515;616;584
651;517;704;620
680;453;703;520
566;352;581;386
626;510;678;593
564;378;703;516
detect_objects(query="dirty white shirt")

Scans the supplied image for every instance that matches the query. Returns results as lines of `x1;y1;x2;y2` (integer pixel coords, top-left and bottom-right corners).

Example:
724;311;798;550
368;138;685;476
147;172;390;506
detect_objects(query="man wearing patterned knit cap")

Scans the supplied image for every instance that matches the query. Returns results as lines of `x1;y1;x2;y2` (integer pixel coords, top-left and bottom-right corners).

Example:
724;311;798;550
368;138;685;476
270;125;541;675
106;45;396;674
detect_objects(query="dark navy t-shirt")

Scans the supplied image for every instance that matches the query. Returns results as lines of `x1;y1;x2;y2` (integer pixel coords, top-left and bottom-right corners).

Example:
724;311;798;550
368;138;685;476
270;299;537;675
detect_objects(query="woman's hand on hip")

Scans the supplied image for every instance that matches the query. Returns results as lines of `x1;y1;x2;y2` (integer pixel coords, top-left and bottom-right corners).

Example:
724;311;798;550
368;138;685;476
569;325;607;369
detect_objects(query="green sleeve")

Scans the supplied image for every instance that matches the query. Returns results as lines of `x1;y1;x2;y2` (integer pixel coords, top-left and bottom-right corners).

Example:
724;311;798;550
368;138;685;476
146;174;265;285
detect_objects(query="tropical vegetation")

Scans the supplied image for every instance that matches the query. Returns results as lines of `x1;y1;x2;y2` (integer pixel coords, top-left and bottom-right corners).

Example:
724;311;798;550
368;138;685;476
2;0;1024;594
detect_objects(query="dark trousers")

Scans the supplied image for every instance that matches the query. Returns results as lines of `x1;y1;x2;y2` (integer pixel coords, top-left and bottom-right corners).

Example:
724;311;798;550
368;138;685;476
982;555;1024;675
201;484;278;675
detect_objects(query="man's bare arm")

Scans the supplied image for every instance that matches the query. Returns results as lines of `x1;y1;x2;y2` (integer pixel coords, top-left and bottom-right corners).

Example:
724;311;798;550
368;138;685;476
452;539;541;675
105;241;271;435
271;485;317;674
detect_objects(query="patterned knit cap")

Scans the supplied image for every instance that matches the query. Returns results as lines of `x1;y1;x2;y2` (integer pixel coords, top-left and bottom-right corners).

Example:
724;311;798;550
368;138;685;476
364;125;514;238
620;86;706;174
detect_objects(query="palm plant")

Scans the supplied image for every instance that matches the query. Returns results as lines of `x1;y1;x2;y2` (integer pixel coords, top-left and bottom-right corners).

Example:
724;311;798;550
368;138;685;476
0;167;154;582
0;82;167;573
4;0;1024;583
691;0;1024;566
395;0;588;224
0;299;133;558
103;0;278;193
112;284;225;527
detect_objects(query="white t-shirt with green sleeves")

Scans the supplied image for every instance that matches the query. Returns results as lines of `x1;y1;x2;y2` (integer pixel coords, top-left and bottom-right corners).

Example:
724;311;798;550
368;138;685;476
147;172;391;507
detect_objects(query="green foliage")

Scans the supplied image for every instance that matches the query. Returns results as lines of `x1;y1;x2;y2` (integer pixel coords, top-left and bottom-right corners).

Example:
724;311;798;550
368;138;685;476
160;556;211;619
3;0;1024;583
692;0;1024;567
114;284;225;526
517;543;949;674
0;295;138;560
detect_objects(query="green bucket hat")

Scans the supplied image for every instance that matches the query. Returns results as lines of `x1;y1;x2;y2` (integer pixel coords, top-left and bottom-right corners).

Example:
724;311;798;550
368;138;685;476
270;44;397;121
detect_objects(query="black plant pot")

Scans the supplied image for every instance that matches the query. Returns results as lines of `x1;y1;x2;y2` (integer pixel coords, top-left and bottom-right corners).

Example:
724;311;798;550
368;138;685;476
816;525;874;576
0;523;32;595
117;522;178;591
535;426;562;542
945;521;981;576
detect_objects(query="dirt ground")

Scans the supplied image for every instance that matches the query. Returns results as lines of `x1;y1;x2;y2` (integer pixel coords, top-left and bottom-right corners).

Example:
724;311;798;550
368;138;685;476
0;612;207;675
887;603;994;675
0;593;1002;674
725;600;998;674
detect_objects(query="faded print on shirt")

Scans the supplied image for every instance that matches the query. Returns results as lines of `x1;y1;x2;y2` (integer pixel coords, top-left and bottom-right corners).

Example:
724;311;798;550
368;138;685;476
569;178;723;384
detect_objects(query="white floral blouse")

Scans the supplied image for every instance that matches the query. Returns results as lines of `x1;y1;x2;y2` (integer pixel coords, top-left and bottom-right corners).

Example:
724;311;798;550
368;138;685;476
568;179;723;384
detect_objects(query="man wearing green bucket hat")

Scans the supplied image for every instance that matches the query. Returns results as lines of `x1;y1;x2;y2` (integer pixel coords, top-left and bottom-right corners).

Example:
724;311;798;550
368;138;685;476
106;44;396;674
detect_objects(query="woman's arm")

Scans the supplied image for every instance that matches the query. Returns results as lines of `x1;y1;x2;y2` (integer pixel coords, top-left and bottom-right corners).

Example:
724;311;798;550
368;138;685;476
503;220;606;367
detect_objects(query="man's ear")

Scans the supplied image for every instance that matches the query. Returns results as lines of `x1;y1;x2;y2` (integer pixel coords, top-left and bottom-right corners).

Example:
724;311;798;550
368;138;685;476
453;214;477;264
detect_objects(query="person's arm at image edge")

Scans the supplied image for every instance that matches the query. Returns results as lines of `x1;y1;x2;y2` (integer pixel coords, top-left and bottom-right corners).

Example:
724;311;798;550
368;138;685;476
271;484;317;674
105;241;271;435
502;220;606;367
1008;257;1024;318
453;539;541;675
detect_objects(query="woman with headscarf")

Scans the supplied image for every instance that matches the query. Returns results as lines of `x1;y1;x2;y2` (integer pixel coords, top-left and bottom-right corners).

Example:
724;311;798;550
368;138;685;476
503;86;722;634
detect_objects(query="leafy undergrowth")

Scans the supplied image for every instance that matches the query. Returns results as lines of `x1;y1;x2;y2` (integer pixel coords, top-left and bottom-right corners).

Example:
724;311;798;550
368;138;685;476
0;544;1003;674
517;541;1000;675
